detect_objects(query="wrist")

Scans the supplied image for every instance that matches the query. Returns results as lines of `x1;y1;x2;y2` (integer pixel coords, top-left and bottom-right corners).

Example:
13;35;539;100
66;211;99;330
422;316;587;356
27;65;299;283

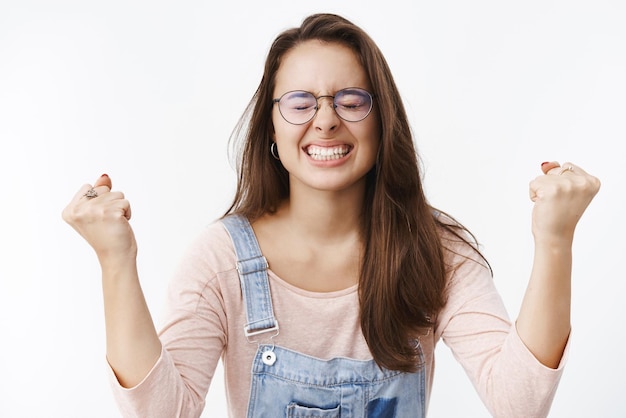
97;250;138;275
532;230;574;249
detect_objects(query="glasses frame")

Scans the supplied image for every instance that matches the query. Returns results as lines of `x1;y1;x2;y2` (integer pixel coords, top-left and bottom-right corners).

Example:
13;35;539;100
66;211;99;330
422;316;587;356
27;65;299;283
272;87;375;125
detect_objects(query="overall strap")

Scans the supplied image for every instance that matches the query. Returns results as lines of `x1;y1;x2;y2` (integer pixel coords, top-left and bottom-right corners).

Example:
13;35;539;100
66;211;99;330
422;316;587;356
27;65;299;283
221;214;279;339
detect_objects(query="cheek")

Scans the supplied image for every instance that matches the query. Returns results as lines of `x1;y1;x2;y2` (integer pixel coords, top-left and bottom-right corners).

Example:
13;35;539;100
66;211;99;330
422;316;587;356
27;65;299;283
272;116;308;144
362;119;382;149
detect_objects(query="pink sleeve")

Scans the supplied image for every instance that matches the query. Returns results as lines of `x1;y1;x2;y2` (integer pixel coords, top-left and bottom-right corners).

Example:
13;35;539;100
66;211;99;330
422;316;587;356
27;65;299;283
107;347;207;418
107;227;228;418
435;246;567;418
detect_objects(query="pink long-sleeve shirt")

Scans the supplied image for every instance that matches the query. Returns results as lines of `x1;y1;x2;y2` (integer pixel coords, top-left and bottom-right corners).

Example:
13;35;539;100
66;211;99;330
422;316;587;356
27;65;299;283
108;220;566;417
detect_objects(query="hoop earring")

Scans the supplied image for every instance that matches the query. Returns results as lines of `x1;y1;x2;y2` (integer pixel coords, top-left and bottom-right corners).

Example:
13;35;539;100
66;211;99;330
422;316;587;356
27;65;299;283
270;142;280;160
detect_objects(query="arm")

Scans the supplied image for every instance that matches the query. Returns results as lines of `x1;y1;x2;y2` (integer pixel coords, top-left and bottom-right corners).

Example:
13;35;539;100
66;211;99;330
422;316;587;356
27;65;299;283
101;251;162;387
516;161;601;368
437;248;561;418
437;161;599;417
63;174;161;387
64;176;226;417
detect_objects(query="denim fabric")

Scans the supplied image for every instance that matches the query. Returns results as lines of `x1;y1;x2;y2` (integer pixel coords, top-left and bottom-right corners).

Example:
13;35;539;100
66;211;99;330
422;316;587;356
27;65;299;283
222;214;426;418
221;215;278;336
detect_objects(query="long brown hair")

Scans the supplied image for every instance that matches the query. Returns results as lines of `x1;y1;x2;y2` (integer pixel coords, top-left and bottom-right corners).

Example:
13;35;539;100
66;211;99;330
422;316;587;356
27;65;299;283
226;13;486;372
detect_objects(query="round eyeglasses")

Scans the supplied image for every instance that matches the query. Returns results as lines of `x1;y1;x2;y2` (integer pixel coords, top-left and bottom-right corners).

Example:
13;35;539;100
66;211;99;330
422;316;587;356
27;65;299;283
272;87;374;125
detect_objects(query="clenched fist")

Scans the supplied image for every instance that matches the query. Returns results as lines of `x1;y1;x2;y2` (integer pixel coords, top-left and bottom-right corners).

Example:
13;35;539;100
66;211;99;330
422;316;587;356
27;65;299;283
62;174;137;263
529;161;601;244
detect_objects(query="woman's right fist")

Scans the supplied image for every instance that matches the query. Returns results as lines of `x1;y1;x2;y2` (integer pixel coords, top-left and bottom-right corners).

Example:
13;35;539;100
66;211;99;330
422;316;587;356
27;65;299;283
62;174;137;262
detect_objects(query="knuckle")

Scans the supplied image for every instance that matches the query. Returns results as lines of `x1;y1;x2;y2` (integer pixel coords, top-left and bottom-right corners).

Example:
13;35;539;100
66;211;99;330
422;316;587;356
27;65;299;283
592;176;601;190
61;207;71;222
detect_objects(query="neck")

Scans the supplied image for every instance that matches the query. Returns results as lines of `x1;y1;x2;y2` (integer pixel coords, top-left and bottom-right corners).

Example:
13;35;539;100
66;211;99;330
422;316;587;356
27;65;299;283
279;182;365;242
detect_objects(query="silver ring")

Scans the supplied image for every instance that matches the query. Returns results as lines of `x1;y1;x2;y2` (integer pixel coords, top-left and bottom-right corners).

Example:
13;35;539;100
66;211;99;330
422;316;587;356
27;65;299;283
84;188;98;199
559;165;574;175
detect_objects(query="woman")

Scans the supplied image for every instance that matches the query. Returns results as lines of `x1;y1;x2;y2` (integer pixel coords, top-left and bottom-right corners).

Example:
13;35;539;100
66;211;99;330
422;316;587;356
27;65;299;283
62;13;600;418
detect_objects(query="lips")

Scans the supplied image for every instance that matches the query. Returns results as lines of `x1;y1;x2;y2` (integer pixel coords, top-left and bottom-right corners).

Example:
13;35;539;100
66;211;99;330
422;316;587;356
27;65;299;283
305;144;352;161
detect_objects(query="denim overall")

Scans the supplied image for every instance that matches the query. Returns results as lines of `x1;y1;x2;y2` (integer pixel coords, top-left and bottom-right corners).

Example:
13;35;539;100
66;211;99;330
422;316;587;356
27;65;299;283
222;214;426;418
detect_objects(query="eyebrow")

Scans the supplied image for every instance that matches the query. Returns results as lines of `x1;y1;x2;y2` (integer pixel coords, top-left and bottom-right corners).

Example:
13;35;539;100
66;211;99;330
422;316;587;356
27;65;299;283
286;91;314;99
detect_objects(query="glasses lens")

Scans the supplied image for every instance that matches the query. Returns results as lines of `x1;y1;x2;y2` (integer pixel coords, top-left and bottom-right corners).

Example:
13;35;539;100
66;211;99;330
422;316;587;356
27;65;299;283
334;88;373;122
277;91;317;125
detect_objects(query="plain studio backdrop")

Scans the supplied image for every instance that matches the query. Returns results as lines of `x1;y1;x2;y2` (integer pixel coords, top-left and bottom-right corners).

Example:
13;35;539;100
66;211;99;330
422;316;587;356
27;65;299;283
0;1;624;417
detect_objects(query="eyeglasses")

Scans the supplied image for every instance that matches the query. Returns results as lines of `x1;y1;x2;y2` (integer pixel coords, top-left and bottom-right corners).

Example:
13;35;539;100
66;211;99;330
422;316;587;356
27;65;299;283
272;87;374;125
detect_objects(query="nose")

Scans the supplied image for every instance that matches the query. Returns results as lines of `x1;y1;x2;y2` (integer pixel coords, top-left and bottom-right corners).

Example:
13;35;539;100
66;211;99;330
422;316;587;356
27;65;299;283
313;96;339;132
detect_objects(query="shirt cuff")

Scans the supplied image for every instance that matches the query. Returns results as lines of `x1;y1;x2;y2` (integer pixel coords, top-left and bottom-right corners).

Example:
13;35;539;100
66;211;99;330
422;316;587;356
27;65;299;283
106;346;177;417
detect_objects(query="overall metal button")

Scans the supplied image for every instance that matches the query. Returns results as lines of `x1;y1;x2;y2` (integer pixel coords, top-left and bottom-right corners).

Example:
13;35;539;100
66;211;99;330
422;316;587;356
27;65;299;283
262;350;276;366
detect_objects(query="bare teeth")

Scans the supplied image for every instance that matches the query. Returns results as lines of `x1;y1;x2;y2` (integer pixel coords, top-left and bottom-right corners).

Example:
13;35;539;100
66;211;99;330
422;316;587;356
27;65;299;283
305;145;351;160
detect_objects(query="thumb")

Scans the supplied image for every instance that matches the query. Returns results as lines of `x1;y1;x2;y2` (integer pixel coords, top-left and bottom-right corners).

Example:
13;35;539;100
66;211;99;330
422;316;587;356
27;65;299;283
94;173;112;190
540;161;560;175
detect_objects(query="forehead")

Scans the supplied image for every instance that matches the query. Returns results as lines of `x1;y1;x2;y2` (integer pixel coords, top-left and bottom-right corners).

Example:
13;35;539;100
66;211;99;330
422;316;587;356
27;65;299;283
274;40;370;94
